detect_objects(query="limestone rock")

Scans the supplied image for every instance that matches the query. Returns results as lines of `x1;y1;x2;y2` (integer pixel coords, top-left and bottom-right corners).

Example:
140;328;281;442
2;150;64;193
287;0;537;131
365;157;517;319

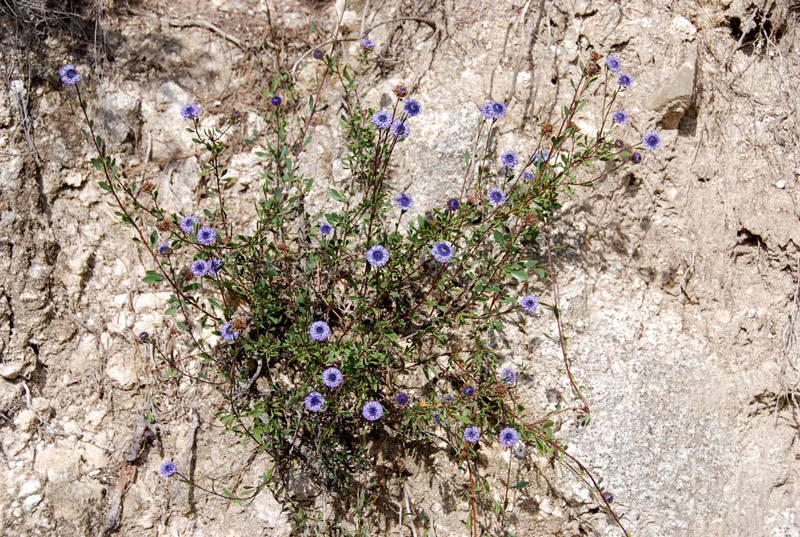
645;60;696;129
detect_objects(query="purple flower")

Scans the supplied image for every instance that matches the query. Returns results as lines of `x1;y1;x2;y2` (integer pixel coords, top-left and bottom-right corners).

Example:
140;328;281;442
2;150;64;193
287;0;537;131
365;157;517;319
431;241;454;263
391;119;410;139
632;151;643;163
501;368;517;386
372;110;393;130
180;103;200;119
499;427;520;447
488;187;507;207
447;198;460;211
530;150;550;166
207;258;222;276
464;426;481;444
396;192;414;211
191;259;209;277
313;49;323;59
618;73;634;88
519;294;539;313
433;410;441;425
360;39;375;51
139;332;149;340
271;95;282;106
396;393;409;405
309;320;331;342
615;139;624;148
606;55;622;73
159;460;177;478
501;150;519;169
463;385;475;397
643;131;661;150
521;171;534;182
613;110;630;125
404;99;422;117
362;400;384;421
319;223;333;236
59;64;81;85
480;101;507;120
602;491;614;503
180;215;199;233
305;391;325;412
367;245;390;267
158;242;172;255
322;367;343;388
221;322;239;342
197;226;216;246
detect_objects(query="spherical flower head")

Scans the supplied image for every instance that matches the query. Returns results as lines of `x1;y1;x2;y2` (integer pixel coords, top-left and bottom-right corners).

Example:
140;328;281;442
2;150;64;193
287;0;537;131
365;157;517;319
367;244;390;267
501;367;517;385
59;64;81;85
463;385;475;397
207;258;222;276
391;119;410;139
431;240;454;263
447;198;460;211
191;259;209;277
396;192;414;211
271;95;282;106
464;426;481;444
159;460;177;478
180;103;200;119
360;39;375;51
643;130;661;150
618;73;634;88
501;150;519;169
432;410;441;425
158;242;172;255
487;186;507;207
480;101;507;120
393;85;408;98
197;226;216;246
521;171;534;182
322;367;343;388
442;393;455;405
305;391;325;412
319;223;333;236
613;110;630;125
602;491;615;503
309;320;331;342
520;294;539;313
180;215;199;234
313;49;323;59
606;55;622;73
396;393;409;405
499;427;520;447
362;401;384;421
404;99;422;117
615;139;624;148
139;332;149;340
632;151;643;164
372;110;392;130
531;150;550;166
221;321;239;342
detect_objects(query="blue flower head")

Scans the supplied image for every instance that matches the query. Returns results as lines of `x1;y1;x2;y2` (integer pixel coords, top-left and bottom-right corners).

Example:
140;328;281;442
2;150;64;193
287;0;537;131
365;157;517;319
463;385;475;397
221;322;239;342
271;95;282;106
606;55;622;73
431;241;454;263
309;320;331;342
367;245;390;267
59;64;81;85
643;131;661;150
404;99;422;117
618;73;634;88
305;391;325;412
499;427;520;447
207;258;222;276
488;187;507;207
362;401;384;421
530;150;550;166
180;215;199;233
632;151;643;163
501;367;517;385
520;294;539;313
197;226;216;246
158;242;172;255
361;39;375;51
313;49;323;59
447;198;460;211
391;119;410;139
521;171;534;182
433;410;441;425
159;460;177;478
613;110;630;125
372;110;393;130
191;259;209;277
501;150;519;169
464;426;480;444
396;192;414;211
322;367;343;388
319;223;333;236
396;393;409;405
181;103;200;119
480;101;507;120
602;491;615;503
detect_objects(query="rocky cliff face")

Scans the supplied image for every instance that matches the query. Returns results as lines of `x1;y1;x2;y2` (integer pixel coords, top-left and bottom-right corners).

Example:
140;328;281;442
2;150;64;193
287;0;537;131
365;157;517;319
0;0;798;535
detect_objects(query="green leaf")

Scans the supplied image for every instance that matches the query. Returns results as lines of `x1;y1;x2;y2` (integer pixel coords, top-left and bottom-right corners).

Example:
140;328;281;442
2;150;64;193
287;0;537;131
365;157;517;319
511;481;529;489
142;270;164;283
330;188;346;202
507;269;528;282
164;305;179;316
